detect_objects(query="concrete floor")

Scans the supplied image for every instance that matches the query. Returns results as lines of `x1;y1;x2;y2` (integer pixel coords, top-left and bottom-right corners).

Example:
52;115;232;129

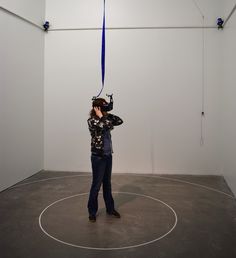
0;171;236;258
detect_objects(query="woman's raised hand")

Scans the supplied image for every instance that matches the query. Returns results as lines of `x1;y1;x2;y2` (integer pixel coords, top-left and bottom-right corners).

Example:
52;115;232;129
94;106;103;118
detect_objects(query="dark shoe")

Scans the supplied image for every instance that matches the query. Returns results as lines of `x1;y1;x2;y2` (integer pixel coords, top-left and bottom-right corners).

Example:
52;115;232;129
89;214;96;222
107;210;121;218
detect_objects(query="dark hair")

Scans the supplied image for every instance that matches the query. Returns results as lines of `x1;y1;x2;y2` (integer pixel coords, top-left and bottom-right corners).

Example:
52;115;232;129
89;98;107;117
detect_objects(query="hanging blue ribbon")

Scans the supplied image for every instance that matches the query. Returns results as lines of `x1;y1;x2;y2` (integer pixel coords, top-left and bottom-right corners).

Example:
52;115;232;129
97;0;106;97
101;0;106;86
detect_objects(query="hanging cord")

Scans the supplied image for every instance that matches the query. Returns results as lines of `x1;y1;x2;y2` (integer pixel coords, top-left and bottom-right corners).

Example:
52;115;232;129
96;0;106;98
192;0;204;18
192;0;206;146
200;16;205;146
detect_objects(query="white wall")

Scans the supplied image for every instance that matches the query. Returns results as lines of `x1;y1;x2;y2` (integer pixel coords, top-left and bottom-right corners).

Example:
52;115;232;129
1;0;235;192
0;0;45;191
0;0;45;25
221;3;236;196
44;0;223;174
46;0;224;28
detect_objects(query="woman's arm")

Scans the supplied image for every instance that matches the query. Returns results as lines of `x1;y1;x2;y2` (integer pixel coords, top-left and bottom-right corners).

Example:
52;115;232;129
107;114;123;126
87;107;123;131
87;116;114;132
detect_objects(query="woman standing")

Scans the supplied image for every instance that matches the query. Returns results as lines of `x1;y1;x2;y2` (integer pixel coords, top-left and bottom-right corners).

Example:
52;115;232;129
87;98;123;222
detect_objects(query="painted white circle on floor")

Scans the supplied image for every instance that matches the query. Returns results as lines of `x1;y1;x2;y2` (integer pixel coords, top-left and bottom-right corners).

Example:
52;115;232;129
39;191;178;250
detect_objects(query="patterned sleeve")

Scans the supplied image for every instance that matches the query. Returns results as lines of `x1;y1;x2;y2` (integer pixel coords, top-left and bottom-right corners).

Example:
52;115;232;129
107;114;123;126
87;116;114;132
87;114;123;132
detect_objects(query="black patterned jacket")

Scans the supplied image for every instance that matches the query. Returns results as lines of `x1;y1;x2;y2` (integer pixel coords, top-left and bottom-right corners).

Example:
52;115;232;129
87;114;123;156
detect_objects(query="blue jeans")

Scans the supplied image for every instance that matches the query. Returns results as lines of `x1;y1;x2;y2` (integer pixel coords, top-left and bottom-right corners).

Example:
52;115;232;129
87;154;114;216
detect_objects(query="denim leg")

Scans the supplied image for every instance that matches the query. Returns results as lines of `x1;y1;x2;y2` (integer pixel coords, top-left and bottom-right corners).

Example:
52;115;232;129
102;155;115;213
87;155;106;215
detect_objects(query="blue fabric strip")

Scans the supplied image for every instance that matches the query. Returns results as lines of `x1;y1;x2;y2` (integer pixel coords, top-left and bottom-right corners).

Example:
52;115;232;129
101;0;106;86
97;0;106;97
